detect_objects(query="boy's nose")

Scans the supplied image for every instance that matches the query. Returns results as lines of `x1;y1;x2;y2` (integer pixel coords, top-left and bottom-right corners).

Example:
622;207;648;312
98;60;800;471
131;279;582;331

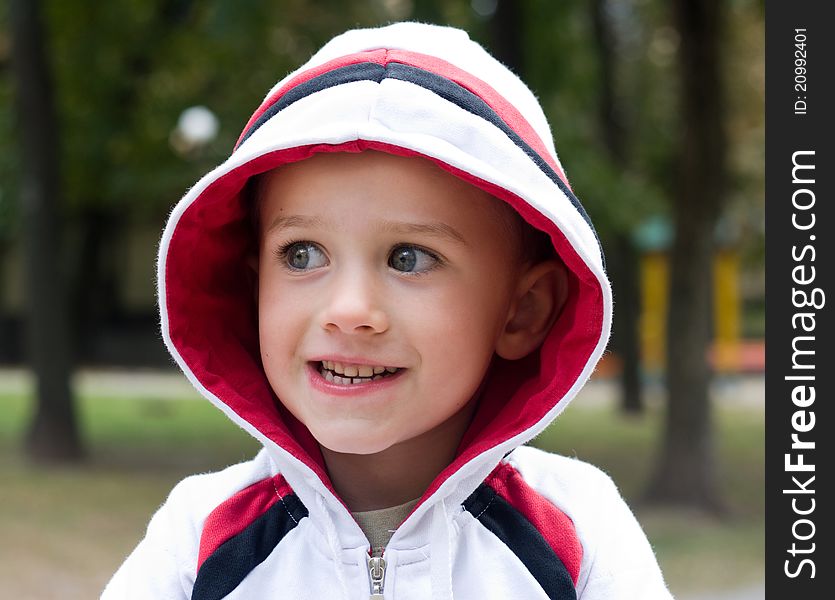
319;273;389;335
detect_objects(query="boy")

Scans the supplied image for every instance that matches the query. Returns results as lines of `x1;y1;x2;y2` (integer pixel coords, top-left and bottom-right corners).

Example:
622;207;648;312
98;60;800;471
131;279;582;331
104;22;671;599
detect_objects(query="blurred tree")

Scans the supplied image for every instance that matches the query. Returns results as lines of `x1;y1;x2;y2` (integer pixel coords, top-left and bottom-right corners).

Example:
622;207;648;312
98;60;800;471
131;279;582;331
8;0;83;461
590;0;643;414
488;0;523;72
411;0;443;22
515;0;668;414
645;0;728;511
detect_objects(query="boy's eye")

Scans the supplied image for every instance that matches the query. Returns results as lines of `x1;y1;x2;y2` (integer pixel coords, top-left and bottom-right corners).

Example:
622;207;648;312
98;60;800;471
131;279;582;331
280;241;327;270
388;245;438;273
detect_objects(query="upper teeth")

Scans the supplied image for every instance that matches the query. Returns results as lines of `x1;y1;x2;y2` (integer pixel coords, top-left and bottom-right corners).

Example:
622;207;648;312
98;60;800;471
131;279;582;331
321;360;399;378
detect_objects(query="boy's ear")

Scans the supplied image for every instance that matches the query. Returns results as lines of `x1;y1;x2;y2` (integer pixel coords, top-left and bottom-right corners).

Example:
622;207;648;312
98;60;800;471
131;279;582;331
495;259;568;361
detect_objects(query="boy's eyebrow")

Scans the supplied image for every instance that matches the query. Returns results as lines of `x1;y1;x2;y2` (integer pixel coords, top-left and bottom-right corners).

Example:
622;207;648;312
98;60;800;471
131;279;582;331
378;220;468;245
267;215;468;246
267;214;327;234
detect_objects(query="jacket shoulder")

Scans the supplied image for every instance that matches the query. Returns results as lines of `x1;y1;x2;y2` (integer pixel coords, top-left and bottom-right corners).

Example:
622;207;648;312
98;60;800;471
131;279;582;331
506;445;617;493
505;445;673;599
164;448;278;520
101;449;279;599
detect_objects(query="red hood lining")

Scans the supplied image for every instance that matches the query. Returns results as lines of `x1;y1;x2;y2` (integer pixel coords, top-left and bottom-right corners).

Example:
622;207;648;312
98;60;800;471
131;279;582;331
164;140;604;504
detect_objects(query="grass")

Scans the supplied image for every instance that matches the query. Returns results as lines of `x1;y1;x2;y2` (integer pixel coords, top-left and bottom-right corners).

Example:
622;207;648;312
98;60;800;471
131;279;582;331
0;391;261;599
0;387;763;598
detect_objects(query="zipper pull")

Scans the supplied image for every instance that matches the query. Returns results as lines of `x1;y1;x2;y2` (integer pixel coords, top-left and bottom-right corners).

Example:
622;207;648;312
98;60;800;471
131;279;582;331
367;555;386;599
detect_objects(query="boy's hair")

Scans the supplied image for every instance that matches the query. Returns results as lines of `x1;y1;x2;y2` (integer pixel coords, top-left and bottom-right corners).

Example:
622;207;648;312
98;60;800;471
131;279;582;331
242;168;556;267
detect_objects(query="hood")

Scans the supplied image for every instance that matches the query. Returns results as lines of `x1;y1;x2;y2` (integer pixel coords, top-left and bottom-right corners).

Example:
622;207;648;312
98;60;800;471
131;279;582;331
158;22;611;520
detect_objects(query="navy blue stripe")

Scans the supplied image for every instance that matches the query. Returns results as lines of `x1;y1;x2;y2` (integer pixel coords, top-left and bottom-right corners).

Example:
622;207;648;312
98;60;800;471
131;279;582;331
238;61;602;257
239;62;386;148
191;493;308;600
463;483;577;600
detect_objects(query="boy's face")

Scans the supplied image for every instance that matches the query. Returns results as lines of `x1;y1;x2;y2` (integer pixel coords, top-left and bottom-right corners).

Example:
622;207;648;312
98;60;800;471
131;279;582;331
254;151;525;456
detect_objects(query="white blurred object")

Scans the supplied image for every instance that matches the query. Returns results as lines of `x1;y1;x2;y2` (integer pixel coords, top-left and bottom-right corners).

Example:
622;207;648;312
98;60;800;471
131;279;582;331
172;106;219;155
471;0;498;18
177;105;219;145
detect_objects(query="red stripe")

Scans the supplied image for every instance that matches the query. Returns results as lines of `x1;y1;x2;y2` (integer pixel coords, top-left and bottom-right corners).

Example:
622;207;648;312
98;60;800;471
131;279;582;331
233;49;568;189
485;462;583;584
197;474;294;571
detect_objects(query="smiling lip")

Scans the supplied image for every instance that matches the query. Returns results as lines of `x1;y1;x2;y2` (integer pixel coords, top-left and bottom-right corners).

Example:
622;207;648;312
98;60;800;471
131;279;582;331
307;355;402;369
306;362;406;397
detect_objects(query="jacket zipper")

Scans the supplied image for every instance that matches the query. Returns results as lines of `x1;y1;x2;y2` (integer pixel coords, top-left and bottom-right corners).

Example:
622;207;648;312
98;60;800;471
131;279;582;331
367;554;386;599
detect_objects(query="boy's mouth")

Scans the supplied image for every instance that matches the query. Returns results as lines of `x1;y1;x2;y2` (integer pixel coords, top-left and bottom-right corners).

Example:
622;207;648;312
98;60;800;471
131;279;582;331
313;360;403;386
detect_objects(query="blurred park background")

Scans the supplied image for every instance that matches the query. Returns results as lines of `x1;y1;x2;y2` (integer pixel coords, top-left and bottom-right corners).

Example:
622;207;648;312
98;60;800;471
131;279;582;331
1;0;763;598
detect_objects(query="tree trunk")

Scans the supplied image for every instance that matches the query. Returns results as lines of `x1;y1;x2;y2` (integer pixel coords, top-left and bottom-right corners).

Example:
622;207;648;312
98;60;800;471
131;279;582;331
645;0;726;510
489;0;523;73
69;208;119;361
9;0;84;462
590;0;644;414
411;0;442;23
609;233;643;413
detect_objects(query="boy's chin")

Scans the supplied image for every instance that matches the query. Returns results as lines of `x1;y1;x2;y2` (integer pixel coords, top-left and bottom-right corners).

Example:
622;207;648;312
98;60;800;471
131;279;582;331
315;433;398;457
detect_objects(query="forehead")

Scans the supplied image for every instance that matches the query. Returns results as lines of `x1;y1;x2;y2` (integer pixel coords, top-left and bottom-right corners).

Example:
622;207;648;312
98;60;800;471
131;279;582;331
257;150;517;240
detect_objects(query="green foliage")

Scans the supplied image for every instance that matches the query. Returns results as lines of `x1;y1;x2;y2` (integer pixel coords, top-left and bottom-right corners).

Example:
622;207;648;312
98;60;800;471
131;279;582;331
516;0;671;237
0;0;763;234
0;5;20;243
0;0;763;304
0;0;483;227
724;0;764;268
41;1;283;220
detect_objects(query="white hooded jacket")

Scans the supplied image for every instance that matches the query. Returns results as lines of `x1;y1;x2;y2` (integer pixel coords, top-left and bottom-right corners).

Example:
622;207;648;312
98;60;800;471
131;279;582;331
103;22;672;600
